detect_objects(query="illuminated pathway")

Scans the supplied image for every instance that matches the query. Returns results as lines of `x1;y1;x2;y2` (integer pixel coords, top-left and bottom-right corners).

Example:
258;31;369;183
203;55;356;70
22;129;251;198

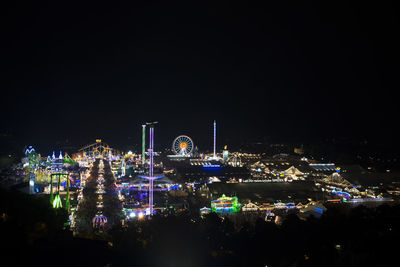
73;158;122;234
72;159;99;234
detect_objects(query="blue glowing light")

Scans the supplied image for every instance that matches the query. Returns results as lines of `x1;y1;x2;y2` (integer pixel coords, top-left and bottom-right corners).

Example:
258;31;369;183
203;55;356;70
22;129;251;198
332;189;350;199
25;146;35;155
138;174;165;180
315;207;324;213
203;164;221;168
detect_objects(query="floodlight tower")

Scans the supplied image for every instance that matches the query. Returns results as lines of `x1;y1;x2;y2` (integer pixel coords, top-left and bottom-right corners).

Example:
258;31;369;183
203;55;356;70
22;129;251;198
146;121;158;215
142;124;146;166
213;120;217;158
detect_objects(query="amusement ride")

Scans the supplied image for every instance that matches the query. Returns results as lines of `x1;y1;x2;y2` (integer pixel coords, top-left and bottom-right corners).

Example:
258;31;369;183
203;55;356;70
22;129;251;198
172;135;194;156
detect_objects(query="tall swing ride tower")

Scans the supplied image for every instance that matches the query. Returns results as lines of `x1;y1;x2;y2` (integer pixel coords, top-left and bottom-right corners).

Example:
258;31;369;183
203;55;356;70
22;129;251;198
142;121;159;216
142;124;146;166
213;120;217;158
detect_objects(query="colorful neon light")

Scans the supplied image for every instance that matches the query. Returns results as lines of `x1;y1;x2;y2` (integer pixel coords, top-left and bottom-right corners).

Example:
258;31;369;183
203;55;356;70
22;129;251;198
50;174;54;204
53;194;62;208
144;122;158;216
314;207;324;213
172;135;194;155
203;164;221;168
213;120;216;158
149;125;154;214
142;125;146;165
211;194;240;213
138;174;165;180
332;189;350;199
50;172;69;209
25;146;35;155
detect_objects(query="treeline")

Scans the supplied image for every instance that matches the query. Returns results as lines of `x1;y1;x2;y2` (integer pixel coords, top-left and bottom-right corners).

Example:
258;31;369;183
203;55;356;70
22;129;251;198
2;185;400;266
104;203;400;267
0;188;68;266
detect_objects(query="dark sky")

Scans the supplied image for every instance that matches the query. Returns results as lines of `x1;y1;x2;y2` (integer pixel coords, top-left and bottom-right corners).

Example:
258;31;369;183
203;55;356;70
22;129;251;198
1;1;399;153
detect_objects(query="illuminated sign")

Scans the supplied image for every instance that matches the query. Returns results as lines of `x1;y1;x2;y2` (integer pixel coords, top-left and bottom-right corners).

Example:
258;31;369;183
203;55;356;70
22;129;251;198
203;164;221;168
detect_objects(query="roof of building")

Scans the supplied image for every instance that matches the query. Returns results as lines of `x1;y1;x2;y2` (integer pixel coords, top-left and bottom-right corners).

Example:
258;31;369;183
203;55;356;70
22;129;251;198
309;163;337;172
207;181;322;203
283;166;304;176
131;176;175;185
341;172;400;187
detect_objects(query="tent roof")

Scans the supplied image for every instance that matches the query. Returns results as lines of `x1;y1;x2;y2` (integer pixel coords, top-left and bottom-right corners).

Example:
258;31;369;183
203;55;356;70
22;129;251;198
284;166;303;175
132;176;175;184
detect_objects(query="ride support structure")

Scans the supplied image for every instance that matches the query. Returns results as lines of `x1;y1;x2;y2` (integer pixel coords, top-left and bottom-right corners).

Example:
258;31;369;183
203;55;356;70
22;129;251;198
144;121;158;216
49;172;70;211
142;124;146;166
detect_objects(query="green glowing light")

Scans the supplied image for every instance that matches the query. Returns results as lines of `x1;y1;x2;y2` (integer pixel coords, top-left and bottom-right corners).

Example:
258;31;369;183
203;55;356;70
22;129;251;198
53;194;63;209
142;125;146;165
211;194;240;213
49;174;54;204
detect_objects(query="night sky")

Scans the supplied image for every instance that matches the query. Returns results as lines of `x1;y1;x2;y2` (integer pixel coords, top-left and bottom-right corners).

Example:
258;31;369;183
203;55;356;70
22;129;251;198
1;1;399;153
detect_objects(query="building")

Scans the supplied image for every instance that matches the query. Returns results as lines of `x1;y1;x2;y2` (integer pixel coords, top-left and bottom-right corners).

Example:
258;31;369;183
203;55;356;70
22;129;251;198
51;151;64;172
211;194;240;213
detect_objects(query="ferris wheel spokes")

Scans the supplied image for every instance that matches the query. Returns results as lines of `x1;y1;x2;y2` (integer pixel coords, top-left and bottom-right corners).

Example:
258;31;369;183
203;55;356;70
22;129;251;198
172;135;194;156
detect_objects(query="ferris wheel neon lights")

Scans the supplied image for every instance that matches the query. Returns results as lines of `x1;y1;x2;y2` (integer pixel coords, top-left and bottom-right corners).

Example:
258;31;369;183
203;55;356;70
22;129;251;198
172;135;194;156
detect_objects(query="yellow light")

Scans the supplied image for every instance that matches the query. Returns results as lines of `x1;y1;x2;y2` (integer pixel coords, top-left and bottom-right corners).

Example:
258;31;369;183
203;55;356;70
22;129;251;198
180;142;188;149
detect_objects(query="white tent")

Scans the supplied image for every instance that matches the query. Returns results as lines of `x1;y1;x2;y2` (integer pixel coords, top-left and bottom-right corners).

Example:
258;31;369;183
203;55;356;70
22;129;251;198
283;166;303;176
242;202;259;211
209;177;221;182
250;161;266;168
322;173;352;187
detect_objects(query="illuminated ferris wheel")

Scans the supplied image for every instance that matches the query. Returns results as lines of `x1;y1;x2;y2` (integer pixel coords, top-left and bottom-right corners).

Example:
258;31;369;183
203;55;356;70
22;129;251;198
172;135;194;156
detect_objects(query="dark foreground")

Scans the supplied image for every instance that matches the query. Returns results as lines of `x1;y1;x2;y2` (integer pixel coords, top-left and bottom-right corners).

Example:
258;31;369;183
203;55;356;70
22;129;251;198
1;188;399;267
